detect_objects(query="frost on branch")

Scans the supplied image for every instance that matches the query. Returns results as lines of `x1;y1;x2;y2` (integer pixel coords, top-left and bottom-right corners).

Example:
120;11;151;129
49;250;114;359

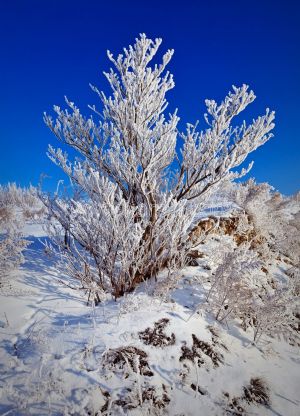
175;85;274;202
43;34;275;298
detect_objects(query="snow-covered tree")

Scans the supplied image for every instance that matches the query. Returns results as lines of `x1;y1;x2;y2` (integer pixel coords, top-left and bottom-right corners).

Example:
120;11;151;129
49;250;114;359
205;243;261;322
227;180;300;263
43;34;275;299
276;202;300;265
242;282;299;344
6;183;45;221
0;184;31;279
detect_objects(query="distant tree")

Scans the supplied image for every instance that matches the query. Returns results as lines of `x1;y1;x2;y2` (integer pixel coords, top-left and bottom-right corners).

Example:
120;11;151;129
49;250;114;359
0;184;33;279
7;183;45;221
205;243;261;322
43;34;275;300
242;282;299;344
229;179;300;263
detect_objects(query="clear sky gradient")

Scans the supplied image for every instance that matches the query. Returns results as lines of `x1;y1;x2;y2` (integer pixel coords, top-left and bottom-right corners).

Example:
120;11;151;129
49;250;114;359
0;0;299;194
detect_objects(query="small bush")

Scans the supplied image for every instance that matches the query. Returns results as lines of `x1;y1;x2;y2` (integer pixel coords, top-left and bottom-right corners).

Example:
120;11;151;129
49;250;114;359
180;334;224;368
139;318;175;348
223;392;245;415
103;346;154;377
207;325;229;351
242;377;270;406
114;383;170;412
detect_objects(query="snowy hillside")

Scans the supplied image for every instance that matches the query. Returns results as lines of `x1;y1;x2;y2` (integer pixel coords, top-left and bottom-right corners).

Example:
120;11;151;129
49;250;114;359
0;222;299;416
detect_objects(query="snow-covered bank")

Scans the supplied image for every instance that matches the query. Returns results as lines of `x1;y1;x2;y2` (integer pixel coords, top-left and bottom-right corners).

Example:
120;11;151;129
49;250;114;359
0;235;299;415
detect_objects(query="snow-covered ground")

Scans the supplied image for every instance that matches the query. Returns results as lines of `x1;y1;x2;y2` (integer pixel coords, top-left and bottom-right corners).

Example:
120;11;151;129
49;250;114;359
0;224;299;415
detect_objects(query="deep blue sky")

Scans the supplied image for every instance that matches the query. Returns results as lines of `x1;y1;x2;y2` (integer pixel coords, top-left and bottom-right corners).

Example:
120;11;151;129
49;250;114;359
0;0;299;195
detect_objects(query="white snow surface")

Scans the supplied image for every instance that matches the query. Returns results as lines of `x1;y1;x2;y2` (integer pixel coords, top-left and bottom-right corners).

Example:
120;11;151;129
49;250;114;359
0;229;299;415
